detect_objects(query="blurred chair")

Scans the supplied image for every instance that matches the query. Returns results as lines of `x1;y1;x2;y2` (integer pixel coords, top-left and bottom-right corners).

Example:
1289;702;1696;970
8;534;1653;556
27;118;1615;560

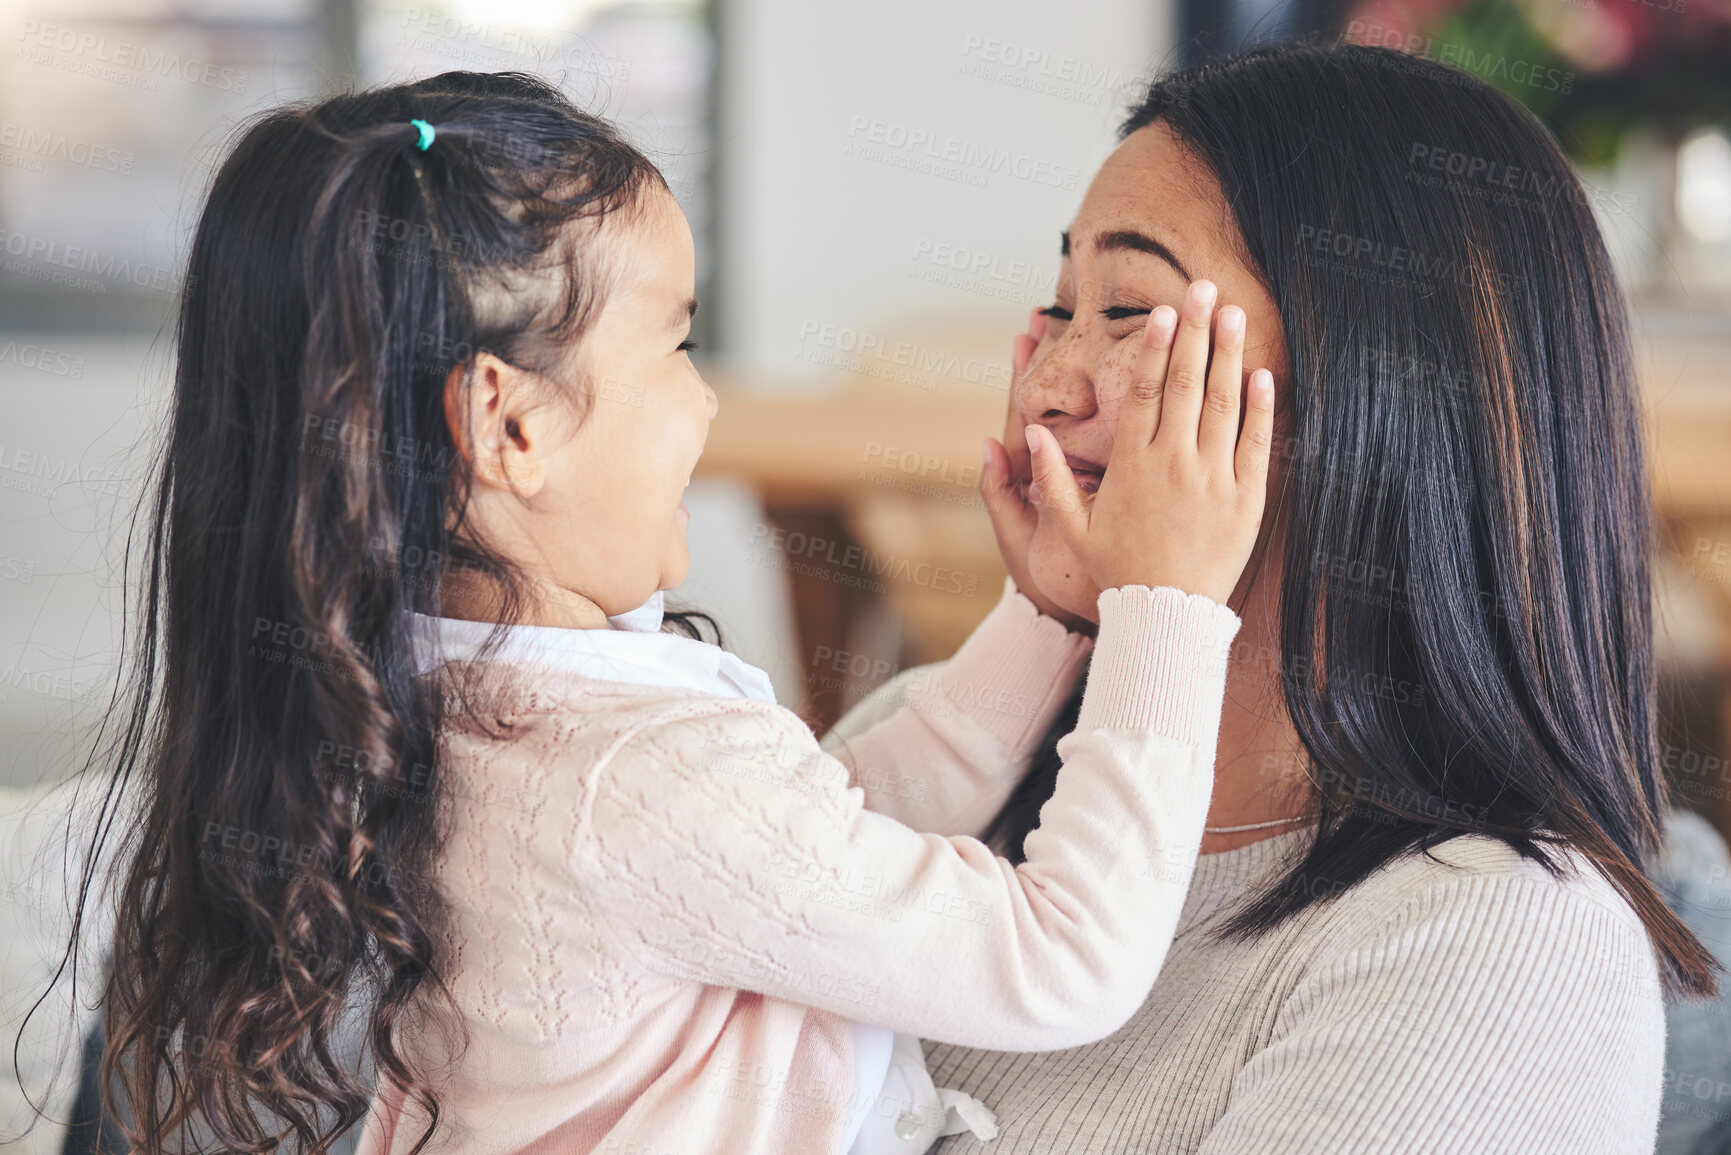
1655;808;1731;1154
671;474;807;712
0;779;112;1155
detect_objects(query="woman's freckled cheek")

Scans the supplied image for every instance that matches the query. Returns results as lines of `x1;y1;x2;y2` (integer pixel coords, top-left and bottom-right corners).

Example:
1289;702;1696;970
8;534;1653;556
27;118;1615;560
1101;326;1142;378
1095;357;1136;431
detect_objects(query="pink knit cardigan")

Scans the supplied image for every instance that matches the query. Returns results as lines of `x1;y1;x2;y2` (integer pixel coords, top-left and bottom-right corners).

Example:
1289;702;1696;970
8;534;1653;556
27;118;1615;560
354;580;1240;1155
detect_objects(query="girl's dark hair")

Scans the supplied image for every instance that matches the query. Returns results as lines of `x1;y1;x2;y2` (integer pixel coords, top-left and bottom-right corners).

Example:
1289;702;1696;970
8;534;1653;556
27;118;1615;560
985;41;1719;1000
62;70;676;1154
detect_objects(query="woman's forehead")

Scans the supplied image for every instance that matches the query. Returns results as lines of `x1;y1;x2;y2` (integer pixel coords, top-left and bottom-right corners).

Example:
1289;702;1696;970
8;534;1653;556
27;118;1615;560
1069;123;1244;277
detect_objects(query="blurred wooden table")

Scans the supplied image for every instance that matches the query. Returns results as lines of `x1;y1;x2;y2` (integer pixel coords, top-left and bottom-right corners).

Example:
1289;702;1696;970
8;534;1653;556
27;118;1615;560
695;364;1009;730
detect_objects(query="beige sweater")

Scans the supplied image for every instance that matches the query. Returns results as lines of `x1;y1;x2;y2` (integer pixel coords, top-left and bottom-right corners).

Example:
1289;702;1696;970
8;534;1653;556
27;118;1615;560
830;668;1670;1154
914;816;1668;1154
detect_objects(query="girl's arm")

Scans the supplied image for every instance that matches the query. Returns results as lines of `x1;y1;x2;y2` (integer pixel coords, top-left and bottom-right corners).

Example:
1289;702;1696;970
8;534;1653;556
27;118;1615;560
817;575;1092;838
576;582;1238;1053
584;287;1266;1051
815;308;1092;838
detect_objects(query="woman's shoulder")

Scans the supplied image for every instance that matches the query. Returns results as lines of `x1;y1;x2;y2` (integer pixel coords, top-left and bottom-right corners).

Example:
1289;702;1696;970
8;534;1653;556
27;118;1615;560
1253;832;1667;1097
1306;832;1660;999
1353;831;1644;928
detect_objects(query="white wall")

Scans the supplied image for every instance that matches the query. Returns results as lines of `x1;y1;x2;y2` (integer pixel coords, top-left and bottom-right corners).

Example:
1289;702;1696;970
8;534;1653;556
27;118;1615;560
714;0;1175;386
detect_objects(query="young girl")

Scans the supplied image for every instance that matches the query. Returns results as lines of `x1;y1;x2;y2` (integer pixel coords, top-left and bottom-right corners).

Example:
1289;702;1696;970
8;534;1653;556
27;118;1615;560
90;72;1272;1155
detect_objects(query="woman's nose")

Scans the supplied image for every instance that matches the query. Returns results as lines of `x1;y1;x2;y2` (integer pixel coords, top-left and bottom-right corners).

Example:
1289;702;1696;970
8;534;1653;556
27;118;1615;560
1016;336;1097;423
702;378;719;421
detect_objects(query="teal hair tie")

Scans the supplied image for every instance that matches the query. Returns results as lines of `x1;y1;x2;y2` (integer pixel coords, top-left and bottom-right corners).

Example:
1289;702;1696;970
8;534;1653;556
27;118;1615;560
409;118;436;151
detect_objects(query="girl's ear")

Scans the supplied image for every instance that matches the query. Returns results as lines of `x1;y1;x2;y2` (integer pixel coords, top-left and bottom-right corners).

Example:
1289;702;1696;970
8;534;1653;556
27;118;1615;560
443;352;546;495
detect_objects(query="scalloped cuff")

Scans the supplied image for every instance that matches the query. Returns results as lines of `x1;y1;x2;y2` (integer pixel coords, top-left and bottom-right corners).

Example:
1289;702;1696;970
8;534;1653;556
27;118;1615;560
1075;585;1242;747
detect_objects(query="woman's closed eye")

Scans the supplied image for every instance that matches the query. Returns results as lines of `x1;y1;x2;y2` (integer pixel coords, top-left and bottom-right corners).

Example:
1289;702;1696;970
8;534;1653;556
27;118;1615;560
1036;304;1153;324
677;337;700;352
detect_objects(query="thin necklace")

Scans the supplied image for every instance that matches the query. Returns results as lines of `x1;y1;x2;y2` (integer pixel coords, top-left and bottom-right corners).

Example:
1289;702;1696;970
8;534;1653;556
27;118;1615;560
1203;814;1313;834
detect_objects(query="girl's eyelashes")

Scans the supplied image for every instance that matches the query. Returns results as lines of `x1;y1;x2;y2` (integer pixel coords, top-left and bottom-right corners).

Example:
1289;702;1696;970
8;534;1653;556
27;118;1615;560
677;338;701;352
1037;305;1073;322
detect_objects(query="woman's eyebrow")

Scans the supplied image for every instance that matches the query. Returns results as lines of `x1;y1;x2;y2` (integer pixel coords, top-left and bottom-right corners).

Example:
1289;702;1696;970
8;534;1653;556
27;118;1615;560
669;297;697;328
1078;227;1193;282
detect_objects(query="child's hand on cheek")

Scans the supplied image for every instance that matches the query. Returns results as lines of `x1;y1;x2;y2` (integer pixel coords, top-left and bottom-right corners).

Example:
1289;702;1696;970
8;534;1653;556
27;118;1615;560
980;309;1094;633
1024;282;1272;607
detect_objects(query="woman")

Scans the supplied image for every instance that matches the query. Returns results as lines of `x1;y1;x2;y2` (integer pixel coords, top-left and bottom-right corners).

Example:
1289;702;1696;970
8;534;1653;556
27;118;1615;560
831;41;1718;1153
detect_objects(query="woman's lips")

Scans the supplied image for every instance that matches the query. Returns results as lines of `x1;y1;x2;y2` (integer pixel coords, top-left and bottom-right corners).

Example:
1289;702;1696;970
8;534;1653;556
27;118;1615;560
1064;453;1106;495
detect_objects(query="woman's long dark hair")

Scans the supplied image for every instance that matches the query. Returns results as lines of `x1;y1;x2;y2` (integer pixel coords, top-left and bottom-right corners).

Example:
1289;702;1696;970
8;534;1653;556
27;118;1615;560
985;41;1718;999
57;71;673;1154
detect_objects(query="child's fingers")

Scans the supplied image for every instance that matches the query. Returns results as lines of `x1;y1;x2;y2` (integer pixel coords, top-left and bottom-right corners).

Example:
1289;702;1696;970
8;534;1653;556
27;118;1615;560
1196;305;1246;463
1107;305;1176;470
1025;424;1087;545
1151;280;1218;452
1235;368;1275;489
